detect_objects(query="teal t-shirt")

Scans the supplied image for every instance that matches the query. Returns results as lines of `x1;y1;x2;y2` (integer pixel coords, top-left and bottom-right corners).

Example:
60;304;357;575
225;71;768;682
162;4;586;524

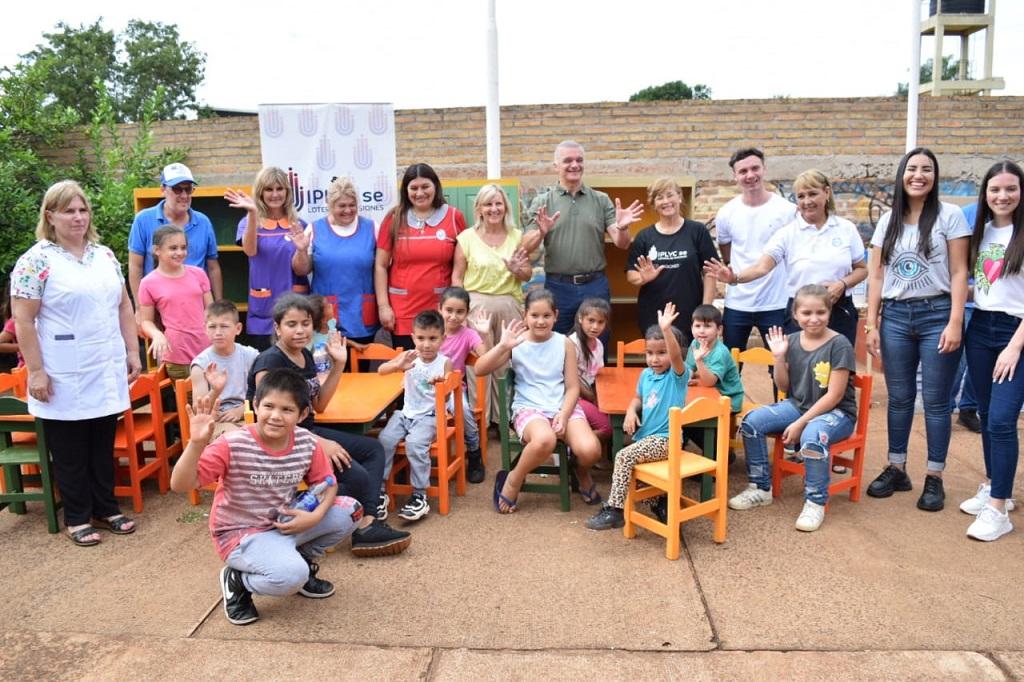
685;340;744;413
634;366;690;440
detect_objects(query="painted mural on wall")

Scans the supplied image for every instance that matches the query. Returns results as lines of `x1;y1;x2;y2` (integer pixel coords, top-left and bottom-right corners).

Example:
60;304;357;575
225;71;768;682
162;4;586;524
773;178;979;243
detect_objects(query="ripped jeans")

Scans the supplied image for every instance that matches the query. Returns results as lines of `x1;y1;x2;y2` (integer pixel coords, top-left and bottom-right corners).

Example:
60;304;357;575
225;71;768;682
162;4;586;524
740;399;854;505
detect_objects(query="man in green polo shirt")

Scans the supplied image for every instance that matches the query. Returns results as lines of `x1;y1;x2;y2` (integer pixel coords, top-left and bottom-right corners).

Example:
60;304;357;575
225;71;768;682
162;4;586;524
521;140;643;333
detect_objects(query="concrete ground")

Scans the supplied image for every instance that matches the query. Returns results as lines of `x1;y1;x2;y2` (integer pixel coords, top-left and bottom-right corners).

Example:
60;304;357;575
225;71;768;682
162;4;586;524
1;366;1022;681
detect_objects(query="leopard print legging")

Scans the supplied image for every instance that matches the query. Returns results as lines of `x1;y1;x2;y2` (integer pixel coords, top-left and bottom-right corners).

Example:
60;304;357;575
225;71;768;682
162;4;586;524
608;435;669;509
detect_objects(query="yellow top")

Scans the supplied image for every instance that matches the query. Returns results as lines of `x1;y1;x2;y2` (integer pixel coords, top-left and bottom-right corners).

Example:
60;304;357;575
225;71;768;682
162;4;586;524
457;227;524;301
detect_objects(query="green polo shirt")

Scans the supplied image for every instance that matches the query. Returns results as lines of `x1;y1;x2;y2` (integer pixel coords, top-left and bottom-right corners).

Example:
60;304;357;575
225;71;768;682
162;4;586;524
525;183;615;275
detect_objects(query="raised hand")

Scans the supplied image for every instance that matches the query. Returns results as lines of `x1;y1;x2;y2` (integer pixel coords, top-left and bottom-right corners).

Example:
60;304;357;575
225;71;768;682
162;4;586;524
693;338;712;363
633;255;665;284
534;206;561;235
469;308;492;335
397;349;419;371
613;198;644;230
657;302;679;331
703;258;735;283
224;188;256;212
289;224;311;252
326;330;348;368
204;362;228;396
499;319;528;350
765;326;789;357
186;394;218;444
504;248;530;276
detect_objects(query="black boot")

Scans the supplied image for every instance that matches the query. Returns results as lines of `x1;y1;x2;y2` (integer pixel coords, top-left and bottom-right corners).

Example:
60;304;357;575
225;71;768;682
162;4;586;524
467;449;485;484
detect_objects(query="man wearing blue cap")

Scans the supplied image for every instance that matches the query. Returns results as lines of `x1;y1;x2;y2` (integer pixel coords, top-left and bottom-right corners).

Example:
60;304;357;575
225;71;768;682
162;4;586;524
128;162;223;301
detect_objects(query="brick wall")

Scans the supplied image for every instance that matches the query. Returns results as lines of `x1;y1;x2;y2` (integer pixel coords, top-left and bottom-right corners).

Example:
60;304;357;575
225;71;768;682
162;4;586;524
44;95;1024;233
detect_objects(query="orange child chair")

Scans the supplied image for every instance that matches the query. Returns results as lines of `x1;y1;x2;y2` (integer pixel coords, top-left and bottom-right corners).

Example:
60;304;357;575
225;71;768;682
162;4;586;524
770;373;873;504
386;370;467;515
348;343;403;372
464;354;488;465
623;395;731;560
616;339;646;367
112;373;171;513
729;346;780;451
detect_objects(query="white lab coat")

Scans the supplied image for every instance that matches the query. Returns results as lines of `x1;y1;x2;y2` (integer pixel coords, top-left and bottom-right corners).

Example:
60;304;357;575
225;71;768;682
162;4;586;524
27;243;130;421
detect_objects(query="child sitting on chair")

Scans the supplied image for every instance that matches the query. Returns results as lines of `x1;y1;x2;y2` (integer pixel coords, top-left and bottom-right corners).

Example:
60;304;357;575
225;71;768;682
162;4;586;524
170;368;363;626
190;300;259;436
728;284;857;533
586;303;690;530
377;310;453;523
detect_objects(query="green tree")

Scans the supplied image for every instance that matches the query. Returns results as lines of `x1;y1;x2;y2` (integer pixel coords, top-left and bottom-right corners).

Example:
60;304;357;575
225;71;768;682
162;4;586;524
14;18;206;123
75;82;187;262
117;20;206;122
629;80;712;102
896;55;962;95
0;65;77;275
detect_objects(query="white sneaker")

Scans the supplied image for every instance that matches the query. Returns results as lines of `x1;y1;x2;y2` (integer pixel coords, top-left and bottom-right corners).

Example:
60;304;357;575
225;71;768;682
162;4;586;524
795;500;826;532
967;503;1013;541
397;493;430;522
959;482;1016;515
728;484;773;510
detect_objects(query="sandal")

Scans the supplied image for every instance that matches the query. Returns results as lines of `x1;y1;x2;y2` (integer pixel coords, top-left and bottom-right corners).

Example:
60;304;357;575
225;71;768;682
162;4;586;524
93;515;136;535
578;482;603;506
69;526;101;547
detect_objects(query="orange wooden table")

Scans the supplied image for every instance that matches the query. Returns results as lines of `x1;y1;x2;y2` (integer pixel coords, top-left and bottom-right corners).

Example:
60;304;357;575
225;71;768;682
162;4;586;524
596;366;722;500
315;372;404;432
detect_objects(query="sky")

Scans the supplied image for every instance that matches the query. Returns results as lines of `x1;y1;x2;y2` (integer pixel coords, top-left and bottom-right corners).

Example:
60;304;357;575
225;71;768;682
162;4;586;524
1;0;1022;111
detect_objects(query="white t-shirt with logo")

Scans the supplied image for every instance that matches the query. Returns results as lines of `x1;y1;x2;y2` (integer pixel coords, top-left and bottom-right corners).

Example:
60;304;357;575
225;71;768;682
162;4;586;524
973;222;1024;318
716;193;797;311
870;202;970;300
763;214;865;293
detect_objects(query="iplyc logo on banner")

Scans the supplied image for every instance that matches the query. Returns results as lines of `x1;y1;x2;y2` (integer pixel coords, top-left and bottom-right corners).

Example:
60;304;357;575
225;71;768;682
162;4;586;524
288;168;389;215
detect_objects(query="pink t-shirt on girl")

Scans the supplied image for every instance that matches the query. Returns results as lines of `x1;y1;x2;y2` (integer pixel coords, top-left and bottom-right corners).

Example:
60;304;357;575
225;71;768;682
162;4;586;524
569;332;604;387
138;264;211;365
440;325;482;374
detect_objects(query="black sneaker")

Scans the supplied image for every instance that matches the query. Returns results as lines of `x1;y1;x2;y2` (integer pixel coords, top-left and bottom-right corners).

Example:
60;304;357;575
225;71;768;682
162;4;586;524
647;495;668;524
350;519;412;557
298;557;335;598
585;504;625;531
467;449;485;484
957;410;982;433
916;474;945;512
866;465;913;498
397;492;430;521
220;566;259;625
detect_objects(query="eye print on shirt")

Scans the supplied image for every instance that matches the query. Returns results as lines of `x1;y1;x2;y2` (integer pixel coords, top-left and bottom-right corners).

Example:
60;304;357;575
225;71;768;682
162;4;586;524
814;361;831;389
889;253;934;291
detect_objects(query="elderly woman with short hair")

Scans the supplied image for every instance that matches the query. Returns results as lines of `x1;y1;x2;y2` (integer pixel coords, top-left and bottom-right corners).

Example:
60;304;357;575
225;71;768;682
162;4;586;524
292;177;380;345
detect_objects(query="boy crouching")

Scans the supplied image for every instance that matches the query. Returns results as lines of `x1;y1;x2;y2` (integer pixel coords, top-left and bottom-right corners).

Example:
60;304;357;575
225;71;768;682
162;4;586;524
171;368;362;625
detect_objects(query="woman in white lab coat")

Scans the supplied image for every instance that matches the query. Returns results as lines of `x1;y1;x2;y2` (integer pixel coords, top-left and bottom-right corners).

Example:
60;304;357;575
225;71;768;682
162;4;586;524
11;180;142;546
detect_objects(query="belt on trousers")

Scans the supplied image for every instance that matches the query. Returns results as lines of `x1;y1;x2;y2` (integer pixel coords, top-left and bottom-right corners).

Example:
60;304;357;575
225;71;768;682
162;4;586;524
547;271;601;285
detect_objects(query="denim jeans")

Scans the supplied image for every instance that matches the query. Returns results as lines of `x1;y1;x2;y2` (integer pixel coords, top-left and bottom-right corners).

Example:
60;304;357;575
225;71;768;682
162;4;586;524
545;272;611;341
879;295;961;471
740;399;854;505
723;306;787;353
784;295;859;348
965;309;1024;500
949;307;978;412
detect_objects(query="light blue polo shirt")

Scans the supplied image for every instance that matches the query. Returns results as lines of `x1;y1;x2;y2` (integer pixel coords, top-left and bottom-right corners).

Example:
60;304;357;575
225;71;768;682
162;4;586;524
128;199;219;275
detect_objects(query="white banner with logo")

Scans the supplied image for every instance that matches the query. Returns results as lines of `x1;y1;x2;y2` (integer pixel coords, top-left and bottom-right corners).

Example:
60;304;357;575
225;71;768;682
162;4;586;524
257;103;397;229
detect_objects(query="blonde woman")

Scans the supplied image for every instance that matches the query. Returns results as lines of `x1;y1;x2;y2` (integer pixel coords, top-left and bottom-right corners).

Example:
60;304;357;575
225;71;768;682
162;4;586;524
11;180;141;546
452;184;532;422
292;178;379;345
225;167;308;350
